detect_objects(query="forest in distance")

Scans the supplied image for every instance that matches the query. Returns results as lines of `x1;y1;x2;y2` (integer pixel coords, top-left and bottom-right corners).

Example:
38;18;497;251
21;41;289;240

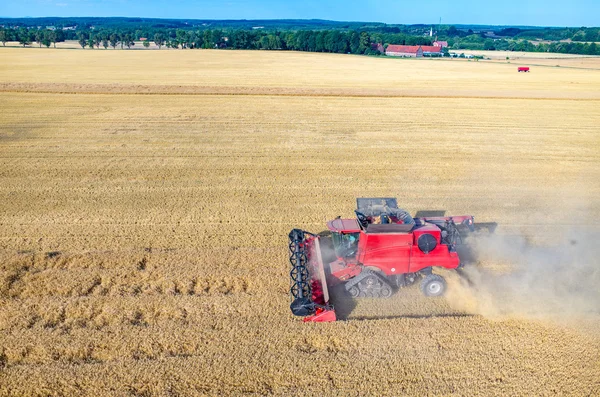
1;17;600;55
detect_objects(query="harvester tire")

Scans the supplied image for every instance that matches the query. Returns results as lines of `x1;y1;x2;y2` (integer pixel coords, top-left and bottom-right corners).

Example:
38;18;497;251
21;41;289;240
347;285;359;298
421;274;447;297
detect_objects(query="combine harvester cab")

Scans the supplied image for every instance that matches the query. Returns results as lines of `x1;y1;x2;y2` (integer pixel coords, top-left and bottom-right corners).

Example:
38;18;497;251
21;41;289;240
288;229;337;322
289;198;474;323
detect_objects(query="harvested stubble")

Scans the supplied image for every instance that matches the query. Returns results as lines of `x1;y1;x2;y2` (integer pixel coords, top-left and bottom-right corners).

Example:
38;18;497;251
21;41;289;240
1;48;600;396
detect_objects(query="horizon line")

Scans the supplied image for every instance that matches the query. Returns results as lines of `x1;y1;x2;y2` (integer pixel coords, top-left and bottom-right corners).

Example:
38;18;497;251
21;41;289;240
0;16;590;29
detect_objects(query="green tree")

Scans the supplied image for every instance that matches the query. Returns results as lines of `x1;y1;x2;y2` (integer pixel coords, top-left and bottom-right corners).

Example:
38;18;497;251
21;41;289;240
93;34;101;49
35;30;43;47
78;32;88;49
109;33;118;49
349;31;360;54
202;30;213;48
123;33;134;49
323;31;335;52
258;35;269;49
0;29;6;46
258;34;281;50
294;30;309;51
42;30;52;48
447;26;459;37
315;31;325;52
325;31;347;53
584;29;599;42
87;37;94;49
18;28;31;47
229;30;250;49
54;30;64;45
176;29;188;48
211;29;223;47
572;31;585;41
483;39;495;50
587;42;597;55
48;30;57;48
358;31;370;54
186;31;197;48
102;34;108;49
143;39;150;48
192;31;204;48
154;33;165;49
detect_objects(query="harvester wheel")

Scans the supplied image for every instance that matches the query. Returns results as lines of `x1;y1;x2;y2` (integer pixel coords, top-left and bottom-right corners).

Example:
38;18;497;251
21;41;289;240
421;274;447;297
362;275;380;297
380;284;392;298
345;271;394;299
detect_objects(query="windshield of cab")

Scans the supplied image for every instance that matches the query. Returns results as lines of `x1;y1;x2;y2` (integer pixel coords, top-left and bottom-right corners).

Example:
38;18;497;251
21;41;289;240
331;232;359;258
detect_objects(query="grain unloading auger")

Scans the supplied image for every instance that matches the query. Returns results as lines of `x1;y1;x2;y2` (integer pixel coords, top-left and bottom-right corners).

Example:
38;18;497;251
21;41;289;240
289;198;475;323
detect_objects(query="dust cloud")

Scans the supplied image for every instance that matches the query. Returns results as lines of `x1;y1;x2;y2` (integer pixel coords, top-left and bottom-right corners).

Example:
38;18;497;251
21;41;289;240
446;228;600;325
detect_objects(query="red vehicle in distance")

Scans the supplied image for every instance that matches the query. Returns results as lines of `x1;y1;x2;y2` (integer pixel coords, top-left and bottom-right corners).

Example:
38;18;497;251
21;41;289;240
289;198;475;322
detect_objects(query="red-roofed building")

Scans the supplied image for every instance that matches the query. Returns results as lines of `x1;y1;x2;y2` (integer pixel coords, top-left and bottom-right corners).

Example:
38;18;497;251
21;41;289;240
421;46;443;56
433;41;448;48
385;45;422;57
370;43;385;54
385;45;443;57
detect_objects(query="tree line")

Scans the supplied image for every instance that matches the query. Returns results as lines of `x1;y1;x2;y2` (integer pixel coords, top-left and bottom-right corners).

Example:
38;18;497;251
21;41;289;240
448;34;600;55
1;25;599;56
0;27;434;54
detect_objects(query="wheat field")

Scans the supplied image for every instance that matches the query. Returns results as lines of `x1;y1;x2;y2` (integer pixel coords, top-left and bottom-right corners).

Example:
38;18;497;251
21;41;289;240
1;48;600;396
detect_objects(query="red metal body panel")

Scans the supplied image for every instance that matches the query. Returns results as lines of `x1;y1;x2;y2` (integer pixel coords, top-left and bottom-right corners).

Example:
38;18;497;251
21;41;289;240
329;259;362;282
518;67;530;72
410;226;460;271
357;232;412;275
327;217;468;278
304;307;336;322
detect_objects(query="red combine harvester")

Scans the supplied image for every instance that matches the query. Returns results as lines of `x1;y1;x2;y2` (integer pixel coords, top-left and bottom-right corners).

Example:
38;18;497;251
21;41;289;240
518;67;530;72
289;198;474;322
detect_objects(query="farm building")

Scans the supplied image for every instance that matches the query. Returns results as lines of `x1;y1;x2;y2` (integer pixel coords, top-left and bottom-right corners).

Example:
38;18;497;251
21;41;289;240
386;45;423;57
385;45;443;57
370;43;385;53
433;41;448;48
421;46;444;56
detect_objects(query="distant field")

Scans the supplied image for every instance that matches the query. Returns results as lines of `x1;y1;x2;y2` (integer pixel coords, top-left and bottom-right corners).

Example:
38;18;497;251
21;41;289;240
457;49;600;69
1;48;600;99
458;49;599;59
1;48;599;396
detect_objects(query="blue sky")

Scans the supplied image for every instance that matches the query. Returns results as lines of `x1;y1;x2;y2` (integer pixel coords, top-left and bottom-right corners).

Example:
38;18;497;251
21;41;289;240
0;0;597;27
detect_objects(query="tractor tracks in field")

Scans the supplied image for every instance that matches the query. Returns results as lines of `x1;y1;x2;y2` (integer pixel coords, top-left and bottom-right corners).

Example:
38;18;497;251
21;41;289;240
348;313;476;321
0;249;252;301
1;82;600;101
